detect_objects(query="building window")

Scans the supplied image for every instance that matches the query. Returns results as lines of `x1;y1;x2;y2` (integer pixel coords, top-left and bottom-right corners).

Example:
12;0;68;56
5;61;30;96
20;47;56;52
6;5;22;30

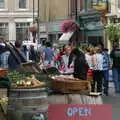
0;0;4;9
84;0;92;11
80;0;84;11
48;34;56;43
0;23;8;39
18;0;28;9
16;23;30;41
118;0;120;8
70;0;76;16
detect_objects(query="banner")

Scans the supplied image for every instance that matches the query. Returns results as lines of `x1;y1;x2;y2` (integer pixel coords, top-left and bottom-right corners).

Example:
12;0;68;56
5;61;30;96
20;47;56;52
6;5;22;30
92;0;108;11
48;104;112;120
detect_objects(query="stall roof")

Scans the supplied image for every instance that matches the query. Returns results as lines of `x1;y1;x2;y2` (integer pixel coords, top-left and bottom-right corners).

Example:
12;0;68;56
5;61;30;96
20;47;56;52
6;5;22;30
59;32;73;44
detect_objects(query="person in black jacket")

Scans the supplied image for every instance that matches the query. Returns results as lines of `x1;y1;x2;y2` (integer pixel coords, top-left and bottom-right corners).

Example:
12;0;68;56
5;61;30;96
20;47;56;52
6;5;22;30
110;44;120;93
68;48;89;80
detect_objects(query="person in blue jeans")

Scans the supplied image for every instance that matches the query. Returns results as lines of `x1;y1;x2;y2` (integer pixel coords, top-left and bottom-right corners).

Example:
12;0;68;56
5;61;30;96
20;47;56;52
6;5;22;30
43;42;55;67
110;44;120;93
102;48;110;95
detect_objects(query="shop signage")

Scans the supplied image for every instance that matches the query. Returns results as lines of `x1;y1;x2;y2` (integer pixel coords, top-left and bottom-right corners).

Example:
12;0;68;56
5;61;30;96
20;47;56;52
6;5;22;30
48;104;112;120
92;0;108;11
48;23;60;32
85;21;103;30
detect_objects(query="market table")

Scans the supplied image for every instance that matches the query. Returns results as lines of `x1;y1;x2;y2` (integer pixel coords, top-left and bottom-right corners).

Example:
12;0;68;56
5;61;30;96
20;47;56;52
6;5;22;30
48;75;103;104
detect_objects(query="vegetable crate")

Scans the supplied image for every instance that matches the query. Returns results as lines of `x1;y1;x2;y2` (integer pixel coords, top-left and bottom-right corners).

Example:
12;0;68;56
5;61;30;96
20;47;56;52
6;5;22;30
0;69;8;78
51;78;91;94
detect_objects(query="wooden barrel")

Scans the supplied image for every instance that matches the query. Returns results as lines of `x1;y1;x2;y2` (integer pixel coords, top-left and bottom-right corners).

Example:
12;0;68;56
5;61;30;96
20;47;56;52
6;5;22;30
0;105;6;120
8;88;48;120
48;94;103;104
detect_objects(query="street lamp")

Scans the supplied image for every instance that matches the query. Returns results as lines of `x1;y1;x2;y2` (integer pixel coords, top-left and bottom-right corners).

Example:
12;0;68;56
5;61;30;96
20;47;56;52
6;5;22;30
33;0;35;23
75;0;78;21
37;0;40;43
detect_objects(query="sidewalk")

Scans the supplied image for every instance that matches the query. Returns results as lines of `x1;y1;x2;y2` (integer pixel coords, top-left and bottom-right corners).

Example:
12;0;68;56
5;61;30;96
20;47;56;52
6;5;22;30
103;81;120;120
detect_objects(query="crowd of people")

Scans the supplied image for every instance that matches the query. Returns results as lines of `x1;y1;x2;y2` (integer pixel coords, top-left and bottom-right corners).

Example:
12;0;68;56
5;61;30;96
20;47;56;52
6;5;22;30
0;40;120;96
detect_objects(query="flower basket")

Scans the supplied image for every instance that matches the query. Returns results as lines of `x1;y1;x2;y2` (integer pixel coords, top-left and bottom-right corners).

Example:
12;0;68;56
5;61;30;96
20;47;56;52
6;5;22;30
29;26;38;32
60;20;79;33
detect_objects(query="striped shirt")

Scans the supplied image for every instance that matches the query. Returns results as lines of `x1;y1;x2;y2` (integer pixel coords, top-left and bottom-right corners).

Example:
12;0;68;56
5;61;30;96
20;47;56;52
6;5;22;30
102;52;110;71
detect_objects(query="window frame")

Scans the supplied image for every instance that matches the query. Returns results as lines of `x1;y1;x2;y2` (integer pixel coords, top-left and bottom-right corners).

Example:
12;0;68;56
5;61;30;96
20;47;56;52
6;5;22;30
0;22;9;40
16;22;30;41
16;0;29;11
0;0;8;11
118;0;120;9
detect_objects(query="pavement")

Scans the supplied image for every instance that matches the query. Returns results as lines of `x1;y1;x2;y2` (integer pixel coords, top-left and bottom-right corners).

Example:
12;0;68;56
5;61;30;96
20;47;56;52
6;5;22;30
102;82;120;120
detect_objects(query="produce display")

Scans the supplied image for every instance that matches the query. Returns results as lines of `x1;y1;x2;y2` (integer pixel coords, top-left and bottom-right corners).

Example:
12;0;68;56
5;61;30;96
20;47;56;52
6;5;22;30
51;75;80;81
0;97;8;104
8;71;45;88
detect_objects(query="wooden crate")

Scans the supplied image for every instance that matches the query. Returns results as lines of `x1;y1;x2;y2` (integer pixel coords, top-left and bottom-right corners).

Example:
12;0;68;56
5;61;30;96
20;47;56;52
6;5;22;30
51;78;91;95
0;105;7;120
0;69;8;78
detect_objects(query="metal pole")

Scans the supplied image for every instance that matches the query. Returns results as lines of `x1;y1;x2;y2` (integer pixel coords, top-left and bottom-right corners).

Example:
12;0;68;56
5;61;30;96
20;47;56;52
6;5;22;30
75;0;78;21
37;0;40;43
33;0;35;23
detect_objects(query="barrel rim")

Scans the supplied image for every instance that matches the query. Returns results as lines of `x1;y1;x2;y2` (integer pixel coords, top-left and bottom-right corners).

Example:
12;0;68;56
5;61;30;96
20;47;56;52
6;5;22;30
9;87;46;92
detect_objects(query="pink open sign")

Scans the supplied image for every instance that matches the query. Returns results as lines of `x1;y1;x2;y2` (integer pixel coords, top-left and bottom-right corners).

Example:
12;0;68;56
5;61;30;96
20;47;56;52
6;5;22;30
48;104;112;120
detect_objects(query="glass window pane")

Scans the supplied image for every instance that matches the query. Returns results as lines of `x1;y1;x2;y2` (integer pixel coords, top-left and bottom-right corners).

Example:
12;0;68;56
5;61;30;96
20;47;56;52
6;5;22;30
0;0;4;8
118;0;120;8
16;23;30;41
0;23;8;40
19;0;27;9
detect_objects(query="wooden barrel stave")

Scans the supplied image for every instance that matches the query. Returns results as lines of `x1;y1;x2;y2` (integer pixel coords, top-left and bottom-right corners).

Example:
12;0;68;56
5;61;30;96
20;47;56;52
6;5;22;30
48;94;68;104
8;88;48;120
9;88;47;98
48;94;103;104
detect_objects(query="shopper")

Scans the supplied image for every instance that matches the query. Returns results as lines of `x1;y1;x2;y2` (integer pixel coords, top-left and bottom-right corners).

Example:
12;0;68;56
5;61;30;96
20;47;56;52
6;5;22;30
110;44;120;93
102;48;110;95
29;45;37;62
42;42;55;67
91;47;103;93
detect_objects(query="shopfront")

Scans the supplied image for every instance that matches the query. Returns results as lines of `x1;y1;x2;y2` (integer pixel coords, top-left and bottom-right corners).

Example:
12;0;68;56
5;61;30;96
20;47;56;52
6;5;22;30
48;22;62;44
78;10;104;46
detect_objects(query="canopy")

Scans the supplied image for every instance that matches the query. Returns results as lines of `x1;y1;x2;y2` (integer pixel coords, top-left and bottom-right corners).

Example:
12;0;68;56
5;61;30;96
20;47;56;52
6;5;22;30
59;32;73;44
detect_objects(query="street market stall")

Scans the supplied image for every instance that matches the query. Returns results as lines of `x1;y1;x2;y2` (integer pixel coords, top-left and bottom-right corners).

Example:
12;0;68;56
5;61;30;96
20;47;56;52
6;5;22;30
0;36;103;120
0;69;9;120
7;73;48;120
48;75;103;104
0;38;49;120
48;19;103;105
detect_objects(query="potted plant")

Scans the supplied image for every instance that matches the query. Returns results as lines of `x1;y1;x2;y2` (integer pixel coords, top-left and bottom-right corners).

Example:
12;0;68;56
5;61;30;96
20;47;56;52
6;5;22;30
106;23;120;47
60;20;79;33
29;25;38;43
60;20;80;45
